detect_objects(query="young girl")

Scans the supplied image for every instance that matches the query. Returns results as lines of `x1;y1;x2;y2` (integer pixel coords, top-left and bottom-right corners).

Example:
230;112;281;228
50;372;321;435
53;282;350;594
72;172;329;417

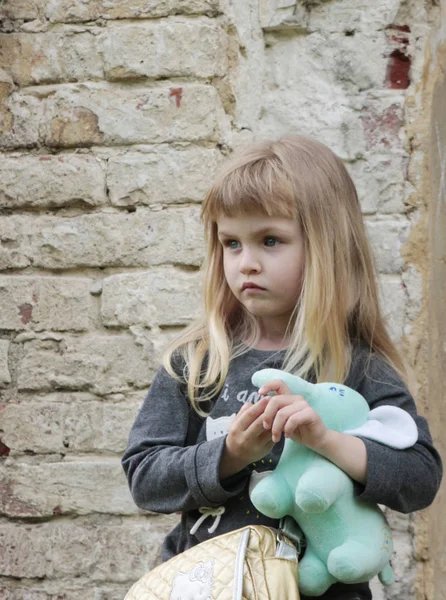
122;136;442;599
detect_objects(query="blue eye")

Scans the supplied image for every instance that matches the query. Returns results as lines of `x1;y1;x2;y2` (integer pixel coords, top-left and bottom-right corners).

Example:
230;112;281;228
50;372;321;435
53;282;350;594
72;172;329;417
329;386;337;392
264;237;280;247
225;240;240;250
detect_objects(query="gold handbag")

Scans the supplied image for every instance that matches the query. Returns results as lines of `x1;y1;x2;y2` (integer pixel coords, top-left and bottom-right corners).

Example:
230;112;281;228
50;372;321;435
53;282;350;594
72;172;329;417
124;518;302;600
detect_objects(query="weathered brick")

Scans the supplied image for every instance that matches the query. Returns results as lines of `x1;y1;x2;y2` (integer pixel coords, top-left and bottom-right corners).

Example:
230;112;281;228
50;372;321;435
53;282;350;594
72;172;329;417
402;265;423;323
0;208;204;270
369;577;386;600
322;31;389;93
102;20;227;80
366;218;409;274
0;277;91;332
0;92;41;149
260;37;364;160
386;529;415;599
16;334;155;394
378;274;406;340
0;340;11;387
361;94;405;153
43;84;221;147
0;21;227;85
107;147;220;207
263;23;389;93
386;508;411;534
347;154;407;215
0;459;136;517
0;397;142;453
101;269;202;327
309;0;403;33
43;0;221;22
0;71;14;153
0;68;13;96
0;155;107;209
0;0;41;20
0;582;131;600
0;33;103;86
0;514;178;580
260;32;406;159
259;0;304;31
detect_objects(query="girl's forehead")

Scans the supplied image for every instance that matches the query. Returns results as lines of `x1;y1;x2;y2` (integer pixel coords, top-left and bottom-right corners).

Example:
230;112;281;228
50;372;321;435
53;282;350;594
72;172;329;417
216;214;300;235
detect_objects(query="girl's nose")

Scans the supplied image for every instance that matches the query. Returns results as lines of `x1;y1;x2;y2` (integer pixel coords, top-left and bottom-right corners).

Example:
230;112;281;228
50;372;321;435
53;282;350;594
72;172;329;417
239;249;261;274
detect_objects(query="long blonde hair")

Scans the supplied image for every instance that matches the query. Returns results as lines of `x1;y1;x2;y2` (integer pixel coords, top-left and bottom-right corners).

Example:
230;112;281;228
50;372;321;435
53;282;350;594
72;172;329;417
163;135;405;415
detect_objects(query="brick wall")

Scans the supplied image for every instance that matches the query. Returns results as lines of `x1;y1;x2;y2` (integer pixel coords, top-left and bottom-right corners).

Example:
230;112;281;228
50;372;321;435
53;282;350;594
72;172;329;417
0;1;443;598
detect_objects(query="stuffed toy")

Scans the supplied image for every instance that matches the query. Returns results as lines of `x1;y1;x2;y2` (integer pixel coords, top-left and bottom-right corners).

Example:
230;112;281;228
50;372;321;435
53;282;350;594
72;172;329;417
249;368;418;597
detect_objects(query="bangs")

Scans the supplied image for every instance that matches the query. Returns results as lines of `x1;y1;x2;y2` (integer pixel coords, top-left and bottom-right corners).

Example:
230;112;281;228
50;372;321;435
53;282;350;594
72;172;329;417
201;154;298;225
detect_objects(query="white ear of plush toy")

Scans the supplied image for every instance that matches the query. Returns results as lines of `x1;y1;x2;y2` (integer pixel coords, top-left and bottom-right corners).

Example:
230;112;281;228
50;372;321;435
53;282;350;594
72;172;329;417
344;405;418;449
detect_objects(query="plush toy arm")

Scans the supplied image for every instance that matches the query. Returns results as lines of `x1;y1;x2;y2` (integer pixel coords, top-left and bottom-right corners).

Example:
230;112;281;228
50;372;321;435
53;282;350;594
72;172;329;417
344;405;418;449
295;457;350;513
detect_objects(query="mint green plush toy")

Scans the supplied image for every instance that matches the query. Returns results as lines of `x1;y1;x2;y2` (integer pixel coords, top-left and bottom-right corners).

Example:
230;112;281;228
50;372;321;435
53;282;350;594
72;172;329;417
249;368;418;597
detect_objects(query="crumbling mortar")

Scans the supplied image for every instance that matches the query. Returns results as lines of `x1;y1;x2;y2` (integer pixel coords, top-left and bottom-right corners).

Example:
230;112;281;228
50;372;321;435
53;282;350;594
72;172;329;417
17;78;218;98
50;9;224;27
1;139;221;157
0;265;199;277
0;203;201;219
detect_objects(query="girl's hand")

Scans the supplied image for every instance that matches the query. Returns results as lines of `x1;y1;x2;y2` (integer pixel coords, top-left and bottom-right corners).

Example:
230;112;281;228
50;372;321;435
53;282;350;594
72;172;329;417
259;380;329;450
220;398;275;479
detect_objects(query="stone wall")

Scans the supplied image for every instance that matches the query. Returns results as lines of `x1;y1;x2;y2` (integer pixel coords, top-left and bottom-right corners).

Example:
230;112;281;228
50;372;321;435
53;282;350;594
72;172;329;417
0;1;444;598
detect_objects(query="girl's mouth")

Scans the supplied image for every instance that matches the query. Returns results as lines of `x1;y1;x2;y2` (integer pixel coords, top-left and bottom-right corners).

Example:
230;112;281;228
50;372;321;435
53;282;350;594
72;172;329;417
242;282;266;291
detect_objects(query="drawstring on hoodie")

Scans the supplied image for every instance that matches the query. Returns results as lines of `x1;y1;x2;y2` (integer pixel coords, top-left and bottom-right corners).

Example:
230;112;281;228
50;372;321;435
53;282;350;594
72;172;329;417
189;506;226;535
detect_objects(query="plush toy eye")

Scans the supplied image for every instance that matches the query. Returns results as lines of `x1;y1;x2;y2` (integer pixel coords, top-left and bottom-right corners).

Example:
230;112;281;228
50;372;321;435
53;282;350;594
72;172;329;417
339;389;345;396
329;386;337;392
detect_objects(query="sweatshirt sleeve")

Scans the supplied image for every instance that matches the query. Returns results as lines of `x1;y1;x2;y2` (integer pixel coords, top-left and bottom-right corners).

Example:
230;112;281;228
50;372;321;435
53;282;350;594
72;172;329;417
352;354;442;513
121;365;249;514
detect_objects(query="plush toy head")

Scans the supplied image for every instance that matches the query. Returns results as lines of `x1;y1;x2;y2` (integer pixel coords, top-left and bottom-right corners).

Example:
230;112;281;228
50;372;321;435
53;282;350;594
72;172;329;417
252;368;418;449
249;368;418;597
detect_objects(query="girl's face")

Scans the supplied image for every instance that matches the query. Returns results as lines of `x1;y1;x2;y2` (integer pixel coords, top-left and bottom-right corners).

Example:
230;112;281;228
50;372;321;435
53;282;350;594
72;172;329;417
217;214;305;336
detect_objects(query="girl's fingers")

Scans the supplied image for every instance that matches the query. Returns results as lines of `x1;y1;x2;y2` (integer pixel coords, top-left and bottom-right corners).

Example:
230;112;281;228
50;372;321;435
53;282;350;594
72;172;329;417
247;411;271;438
283;408;316;437
270;405;299;442
235;397;269;430
257;379;291;397
259;430;274;444
262;397;287;430
262;396;307;430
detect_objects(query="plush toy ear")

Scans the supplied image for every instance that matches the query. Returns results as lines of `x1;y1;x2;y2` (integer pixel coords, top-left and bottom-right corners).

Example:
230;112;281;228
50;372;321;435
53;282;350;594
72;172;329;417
344;406;418;449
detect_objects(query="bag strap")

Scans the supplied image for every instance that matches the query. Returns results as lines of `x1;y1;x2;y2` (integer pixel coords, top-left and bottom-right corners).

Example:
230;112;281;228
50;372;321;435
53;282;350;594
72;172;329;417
233;529;251;600
233;522;303;600
277;516;306;558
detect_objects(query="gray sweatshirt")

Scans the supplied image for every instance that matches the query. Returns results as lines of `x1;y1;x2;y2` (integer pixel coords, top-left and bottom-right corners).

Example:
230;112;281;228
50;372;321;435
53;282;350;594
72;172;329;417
122;345;442;599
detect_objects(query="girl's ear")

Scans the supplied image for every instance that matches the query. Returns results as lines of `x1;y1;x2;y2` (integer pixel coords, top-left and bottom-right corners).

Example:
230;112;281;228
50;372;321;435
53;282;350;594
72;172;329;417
344;406;418;449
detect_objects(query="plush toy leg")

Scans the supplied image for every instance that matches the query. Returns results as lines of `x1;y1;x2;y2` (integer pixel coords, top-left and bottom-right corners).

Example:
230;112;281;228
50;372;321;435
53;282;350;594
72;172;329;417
327;540;388;584
295;463;348;513
378;563;395;586
250;472;293;519
299;547;337;597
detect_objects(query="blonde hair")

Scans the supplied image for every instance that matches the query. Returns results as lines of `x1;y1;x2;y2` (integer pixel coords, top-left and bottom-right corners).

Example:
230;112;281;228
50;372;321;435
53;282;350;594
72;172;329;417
163;135;405;415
